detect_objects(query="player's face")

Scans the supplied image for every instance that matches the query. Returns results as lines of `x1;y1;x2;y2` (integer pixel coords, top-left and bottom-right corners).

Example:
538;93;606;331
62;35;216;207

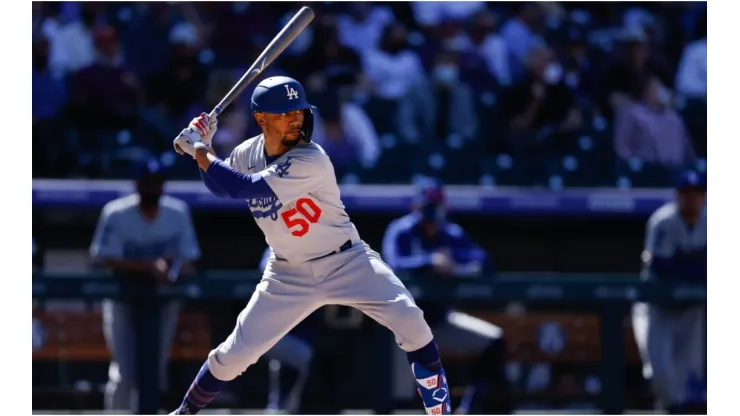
136;176;164;208
262;110;305;147
677;187;706;215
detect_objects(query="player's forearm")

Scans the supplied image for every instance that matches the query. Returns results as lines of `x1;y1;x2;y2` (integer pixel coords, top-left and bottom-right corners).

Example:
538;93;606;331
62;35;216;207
195;147;217;171
195;149;275;199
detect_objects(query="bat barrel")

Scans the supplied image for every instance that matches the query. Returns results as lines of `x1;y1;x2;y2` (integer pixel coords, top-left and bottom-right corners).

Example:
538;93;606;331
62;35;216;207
210;7;315;117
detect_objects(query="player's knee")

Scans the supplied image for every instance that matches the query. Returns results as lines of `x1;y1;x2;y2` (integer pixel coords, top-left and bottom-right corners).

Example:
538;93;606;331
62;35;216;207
390;303;434;351
207;341;262;381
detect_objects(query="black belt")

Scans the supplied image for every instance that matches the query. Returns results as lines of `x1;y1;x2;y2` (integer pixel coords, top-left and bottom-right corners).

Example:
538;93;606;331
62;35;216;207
276;239;354;262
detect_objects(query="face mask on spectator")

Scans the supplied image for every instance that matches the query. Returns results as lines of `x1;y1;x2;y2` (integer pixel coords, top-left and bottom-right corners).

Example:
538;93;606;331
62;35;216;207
543;62;562;84
433;65;459;85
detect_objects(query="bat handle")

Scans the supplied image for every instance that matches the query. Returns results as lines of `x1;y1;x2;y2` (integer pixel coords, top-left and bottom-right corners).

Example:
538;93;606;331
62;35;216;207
210;105;225;119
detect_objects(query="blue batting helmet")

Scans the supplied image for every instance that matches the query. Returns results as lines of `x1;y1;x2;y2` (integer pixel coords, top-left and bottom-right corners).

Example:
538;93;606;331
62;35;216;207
251;76;316;142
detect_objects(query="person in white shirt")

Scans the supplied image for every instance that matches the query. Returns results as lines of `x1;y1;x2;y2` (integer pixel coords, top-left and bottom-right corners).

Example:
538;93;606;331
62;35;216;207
675;38;706;100
337;3;395;53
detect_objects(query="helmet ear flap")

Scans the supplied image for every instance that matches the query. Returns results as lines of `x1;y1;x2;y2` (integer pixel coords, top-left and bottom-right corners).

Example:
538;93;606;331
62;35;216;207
301;106;316;143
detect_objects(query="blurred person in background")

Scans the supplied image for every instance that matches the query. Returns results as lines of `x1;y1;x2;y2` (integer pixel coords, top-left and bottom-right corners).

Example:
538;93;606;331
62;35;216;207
147;39;208;127
32;36;69;177
258;247;318;414
382;179;509;415
675;13;706;101
301;16;363;87
600;27;672;118
50;2;106;76
198;2;277;68
89;161;201;414
499;2;544;81
311;88;381;179
636;170;706;414
68;26;141;134
399;49;478;146
33;2;68;78
118;3;193;80
337;2;396;53
502;45;583;184
361;22;425;135
411;1;486;32
614;76;696;172
675;10;707;157
560;23;598;107
467;9;512;88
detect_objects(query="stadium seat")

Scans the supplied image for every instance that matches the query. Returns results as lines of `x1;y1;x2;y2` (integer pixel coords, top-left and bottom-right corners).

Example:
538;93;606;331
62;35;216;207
32;310;212;362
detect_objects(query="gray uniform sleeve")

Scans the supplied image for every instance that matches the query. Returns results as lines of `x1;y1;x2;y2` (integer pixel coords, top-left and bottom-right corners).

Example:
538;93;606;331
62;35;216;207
645;216;676;259
90;205;124;259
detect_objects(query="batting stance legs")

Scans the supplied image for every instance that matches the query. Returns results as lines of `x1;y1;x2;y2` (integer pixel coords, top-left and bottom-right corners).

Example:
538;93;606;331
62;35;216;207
171;242;451;415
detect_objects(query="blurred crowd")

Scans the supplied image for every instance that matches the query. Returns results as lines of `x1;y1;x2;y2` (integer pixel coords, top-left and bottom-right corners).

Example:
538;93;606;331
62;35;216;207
32;1;707;187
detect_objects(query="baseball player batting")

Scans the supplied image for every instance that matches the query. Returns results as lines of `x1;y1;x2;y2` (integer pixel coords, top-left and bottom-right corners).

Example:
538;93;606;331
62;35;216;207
633;170;706;414
170;76;452;415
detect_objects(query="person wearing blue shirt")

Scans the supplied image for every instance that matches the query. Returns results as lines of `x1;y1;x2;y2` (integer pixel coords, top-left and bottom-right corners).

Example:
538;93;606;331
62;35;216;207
382;178;510;414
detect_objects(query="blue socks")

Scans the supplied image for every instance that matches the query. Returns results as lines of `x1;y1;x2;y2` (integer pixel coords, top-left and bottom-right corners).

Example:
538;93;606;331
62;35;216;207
406;340;452;414
174;361;228;415
406;340;442;371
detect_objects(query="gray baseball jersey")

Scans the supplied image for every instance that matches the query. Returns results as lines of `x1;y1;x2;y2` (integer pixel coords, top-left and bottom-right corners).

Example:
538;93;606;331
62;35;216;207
644;202;706;268
225;136;360;262
635;201;706;407
90;194;201;411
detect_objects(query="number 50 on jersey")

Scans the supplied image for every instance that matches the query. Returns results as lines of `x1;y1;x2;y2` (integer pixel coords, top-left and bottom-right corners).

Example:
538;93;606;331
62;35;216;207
281;198;323;237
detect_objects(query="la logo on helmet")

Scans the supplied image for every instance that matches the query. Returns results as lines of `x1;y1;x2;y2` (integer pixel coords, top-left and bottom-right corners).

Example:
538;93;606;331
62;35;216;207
285;85;299;100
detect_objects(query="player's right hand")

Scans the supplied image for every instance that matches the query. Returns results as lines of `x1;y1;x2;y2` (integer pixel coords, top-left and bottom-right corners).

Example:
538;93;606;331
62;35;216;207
189;112;218;148
173;130;207;157
151;258;170;283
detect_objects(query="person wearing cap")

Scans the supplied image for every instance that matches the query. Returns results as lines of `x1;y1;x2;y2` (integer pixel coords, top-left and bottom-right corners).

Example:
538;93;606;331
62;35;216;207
171;76;456;416
381;178;510;415
633;169;706;414
89;160;201;414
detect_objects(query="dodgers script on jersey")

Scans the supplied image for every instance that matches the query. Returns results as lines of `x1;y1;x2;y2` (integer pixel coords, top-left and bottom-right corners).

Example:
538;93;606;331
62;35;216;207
225;136;360;262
